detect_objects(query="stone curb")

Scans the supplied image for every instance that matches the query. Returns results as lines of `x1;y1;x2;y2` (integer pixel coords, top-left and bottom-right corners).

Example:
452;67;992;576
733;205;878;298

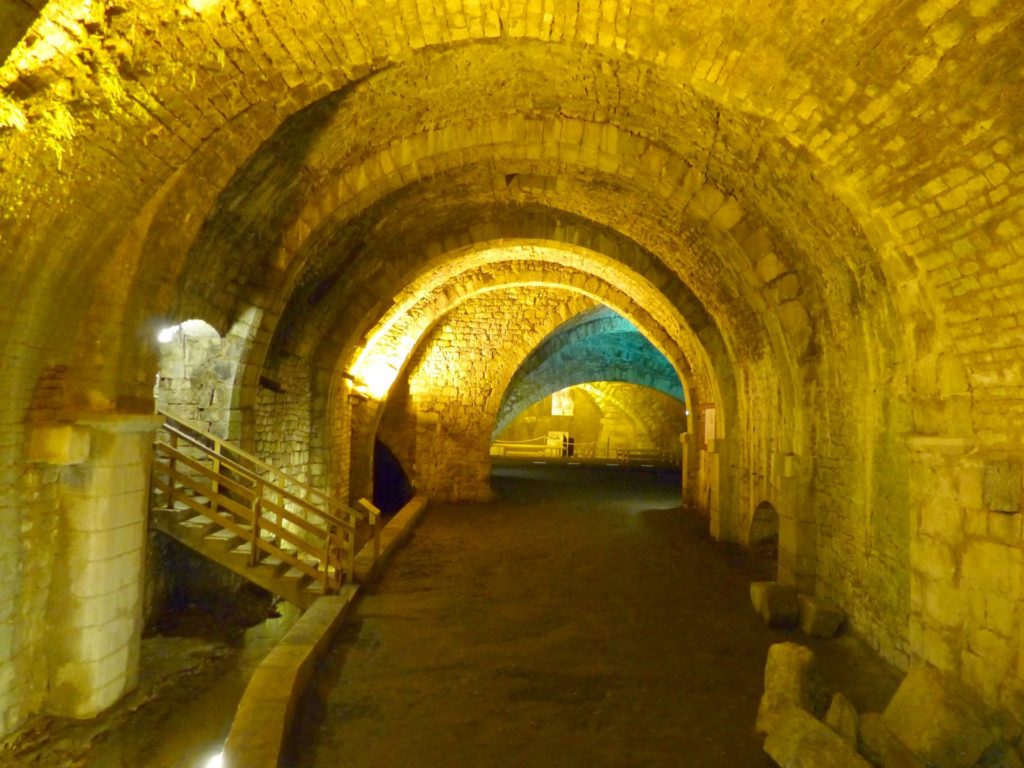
222;588;359;768
222;495;429;767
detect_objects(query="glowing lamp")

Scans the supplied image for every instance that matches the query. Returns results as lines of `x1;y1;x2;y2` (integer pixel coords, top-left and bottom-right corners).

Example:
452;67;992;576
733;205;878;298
157;324;180;344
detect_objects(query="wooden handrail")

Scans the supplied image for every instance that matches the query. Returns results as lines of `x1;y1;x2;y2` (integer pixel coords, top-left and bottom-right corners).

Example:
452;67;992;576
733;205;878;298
151;411;380;595
158;411;371;525
158;426;351;532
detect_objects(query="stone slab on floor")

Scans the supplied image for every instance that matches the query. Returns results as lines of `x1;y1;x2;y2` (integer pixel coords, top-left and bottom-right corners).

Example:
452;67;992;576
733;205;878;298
799;594;845;638
751;581;799;627
858;712;928;768
882;665;997;768
825;691;859;748
764;706;872;768
757;642;828;735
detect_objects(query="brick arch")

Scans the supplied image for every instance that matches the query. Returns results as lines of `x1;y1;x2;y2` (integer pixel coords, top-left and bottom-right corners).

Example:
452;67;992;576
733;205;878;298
3;3;1003;461
340;246;710;410
331;249;722;517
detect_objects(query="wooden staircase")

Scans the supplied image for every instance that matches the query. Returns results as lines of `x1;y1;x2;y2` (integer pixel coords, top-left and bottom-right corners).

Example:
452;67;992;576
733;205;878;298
149;411;381;610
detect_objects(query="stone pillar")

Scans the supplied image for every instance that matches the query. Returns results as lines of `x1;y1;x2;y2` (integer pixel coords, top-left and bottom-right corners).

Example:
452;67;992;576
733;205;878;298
775;452;817;594
906;436;970;682
703;439;722;534
44;413;162;719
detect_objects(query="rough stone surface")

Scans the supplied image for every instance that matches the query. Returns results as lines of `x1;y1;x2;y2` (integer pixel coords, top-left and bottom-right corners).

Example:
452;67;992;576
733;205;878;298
752;581;800;627
882;666;998;768
858;712;928;768
764;705;872;768
976;744;1024;768
757;642;829;735
799;594;846;638
825;691;860;748
377;288;597;502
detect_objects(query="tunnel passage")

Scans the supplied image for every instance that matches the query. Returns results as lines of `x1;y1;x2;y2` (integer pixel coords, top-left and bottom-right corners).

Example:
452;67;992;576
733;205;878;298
2;0;1023;742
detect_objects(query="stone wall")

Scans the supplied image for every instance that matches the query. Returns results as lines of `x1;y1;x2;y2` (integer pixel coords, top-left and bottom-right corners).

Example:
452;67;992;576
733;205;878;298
378;288;596;501
908;438;1024;720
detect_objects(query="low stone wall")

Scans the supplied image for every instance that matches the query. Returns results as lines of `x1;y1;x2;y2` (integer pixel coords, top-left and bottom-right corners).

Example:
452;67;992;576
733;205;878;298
223;588;359;768
222;495;429;767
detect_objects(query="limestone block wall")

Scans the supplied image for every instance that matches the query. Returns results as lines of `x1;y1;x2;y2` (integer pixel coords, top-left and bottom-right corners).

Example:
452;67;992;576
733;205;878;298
378;289;596;502
253;354;334;501
907;439;1024;720
0;367;80;733
154;317;255;441
0;440;61;734
255;385;310;483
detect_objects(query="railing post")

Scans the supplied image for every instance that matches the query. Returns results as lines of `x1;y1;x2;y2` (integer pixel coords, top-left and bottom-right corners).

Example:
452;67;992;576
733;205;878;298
211;439;222;518
274;484;283;550
346;528;355;587
324;524;338;593
358;498;382;563
373;509;381;562
167;429;178;509
249;481;262;567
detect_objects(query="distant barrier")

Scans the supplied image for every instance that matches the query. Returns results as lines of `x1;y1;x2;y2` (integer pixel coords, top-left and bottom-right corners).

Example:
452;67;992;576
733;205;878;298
490;437;679;465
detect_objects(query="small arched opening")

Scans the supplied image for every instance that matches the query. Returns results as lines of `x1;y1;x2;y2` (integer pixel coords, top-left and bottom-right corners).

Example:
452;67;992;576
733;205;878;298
154;318;235;437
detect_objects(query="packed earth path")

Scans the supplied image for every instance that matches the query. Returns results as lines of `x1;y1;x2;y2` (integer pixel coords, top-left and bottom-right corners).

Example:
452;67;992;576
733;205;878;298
290;464;900;767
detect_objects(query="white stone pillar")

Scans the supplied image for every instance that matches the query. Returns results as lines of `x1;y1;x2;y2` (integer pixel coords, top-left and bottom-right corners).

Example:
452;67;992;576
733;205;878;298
45;413;162;719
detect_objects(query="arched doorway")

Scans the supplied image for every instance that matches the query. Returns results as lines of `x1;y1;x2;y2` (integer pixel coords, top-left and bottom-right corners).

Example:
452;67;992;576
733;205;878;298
749;501;780;579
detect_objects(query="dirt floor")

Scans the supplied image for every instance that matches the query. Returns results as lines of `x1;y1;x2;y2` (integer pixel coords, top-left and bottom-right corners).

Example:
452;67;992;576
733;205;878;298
290;464;902;768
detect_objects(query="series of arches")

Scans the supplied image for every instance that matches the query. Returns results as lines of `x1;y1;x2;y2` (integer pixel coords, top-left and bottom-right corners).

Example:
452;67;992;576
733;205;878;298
2;0;1020;736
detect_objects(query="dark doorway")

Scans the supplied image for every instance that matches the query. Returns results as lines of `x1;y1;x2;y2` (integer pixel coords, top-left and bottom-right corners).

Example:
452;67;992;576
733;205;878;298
373;439;413;515
749;501;780;579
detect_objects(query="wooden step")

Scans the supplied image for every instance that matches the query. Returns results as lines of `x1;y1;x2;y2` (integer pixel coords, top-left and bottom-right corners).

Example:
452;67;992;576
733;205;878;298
203;528;245;552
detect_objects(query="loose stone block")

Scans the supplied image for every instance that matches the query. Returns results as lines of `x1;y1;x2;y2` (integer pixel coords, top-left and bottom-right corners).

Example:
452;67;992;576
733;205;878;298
764;706;872;768
798;594;846;638
756;642;828;735
825;691;859;747
751;581;799;627
859;712;928;768
882;665;997;768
